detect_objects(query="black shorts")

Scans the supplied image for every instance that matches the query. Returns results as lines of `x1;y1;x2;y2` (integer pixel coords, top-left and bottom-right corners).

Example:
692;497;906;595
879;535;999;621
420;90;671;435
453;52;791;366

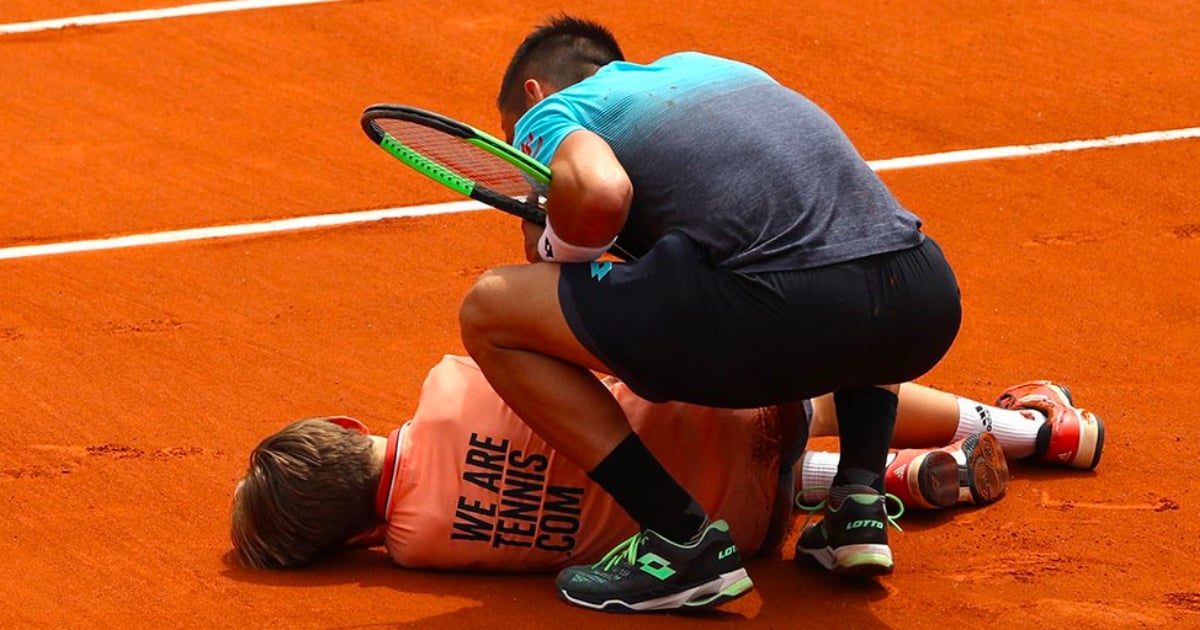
558;231;962;408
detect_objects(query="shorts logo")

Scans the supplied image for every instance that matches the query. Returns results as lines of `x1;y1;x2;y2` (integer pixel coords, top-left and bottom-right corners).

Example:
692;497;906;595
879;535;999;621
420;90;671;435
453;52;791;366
590;261;613;281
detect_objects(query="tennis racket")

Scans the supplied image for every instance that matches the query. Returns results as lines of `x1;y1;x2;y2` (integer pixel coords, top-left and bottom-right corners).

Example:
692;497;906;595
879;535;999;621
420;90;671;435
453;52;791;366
360;104;549;225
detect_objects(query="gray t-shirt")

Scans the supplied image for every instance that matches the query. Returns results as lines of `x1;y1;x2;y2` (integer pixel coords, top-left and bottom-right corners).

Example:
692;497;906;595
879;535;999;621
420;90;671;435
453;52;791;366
514;52;923;272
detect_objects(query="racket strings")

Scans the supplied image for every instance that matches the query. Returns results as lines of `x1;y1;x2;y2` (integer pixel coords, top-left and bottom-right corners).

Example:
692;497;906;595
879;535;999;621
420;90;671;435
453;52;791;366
374;119;543;201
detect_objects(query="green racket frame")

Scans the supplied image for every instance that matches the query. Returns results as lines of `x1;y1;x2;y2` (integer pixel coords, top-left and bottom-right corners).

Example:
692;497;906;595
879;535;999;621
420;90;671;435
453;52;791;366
361;104;549;225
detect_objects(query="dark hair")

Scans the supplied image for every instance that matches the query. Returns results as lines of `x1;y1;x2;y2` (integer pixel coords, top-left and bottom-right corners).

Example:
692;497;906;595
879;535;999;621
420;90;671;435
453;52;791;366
497;14;624;112
230;419;378;569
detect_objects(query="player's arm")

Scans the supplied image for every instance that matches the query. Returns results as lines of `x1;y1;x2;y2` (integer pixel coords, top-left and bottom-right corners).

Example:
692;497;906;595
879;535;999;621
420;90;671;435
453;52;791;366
529;130;631;262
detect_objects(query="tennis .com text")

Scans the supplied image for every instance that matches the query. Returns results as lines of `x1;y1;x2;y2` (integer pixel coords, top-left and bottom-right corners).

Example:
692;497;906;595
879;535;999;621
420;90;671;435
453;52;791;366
450;433;584;553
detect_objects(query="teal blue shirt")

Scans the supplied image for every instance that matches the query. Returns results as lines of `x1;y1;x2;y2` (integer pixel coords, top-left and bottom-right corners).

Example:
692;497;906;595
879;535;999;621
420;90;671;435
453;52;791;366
515;52;923;271
515;52;776;164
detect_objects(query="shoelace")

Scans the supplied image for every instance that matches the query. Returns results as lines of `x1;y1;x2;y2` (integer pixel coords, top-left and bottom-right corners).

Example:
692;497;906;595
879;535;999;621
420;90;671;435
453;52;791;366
591;531;646;571
793;485;906;532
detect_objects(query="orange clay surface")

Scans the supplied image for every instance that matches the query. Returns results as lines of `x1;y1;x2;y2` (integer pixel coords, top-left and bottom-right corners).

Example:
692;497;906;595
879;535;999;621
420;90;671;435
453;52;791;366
2;1;1199;628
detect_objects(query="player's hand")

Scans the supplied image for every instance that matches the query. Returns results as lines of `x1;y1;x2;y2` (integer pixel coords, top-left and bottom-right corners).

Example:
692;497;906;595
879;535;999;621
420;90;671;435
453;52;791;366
521;219;544;263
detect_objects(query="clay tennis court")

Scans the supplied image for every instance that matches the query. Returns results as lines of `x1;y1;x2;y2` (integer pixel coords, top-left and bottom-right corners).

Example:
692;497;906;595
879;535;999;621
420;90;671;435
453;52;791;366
2;0;1198;627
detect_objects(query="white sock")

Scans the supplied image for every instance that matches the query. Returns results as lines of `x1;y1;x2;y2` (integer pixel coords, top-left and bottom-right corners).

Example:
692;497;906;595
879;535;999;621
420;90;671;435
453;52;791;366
798;451;837;503
953;397;1046;459
797;451;897;503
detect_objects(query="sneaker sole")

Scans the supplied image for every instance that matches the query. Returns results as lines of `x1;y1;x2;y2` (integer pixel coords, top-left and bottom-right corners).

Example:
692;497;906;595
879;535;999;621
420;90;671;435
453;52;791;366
833;543;894;577
558;569;754;613
799;543;894;577
912;450;959;509
960;432;1008;505
1048;383;1105;470
1073;410;1105;470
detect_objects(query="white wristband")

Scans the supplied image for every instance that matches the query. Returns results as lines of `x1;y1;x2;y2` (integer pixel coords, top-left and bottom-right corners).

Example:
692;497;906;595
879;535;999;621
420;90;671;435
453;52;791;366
537;220;616;263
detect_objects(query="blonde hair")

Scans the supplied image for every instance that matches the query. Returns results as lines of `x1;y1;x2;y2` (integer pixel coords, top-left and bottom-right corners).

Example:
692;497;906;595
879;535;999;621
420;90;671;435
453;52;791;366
231;418;378;569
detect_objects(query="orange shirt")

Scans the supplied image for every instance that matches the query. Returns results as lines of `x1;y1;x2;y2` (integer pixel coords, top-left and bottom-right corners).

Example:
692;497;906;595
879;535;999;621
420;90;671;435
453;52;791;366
375;355;788;572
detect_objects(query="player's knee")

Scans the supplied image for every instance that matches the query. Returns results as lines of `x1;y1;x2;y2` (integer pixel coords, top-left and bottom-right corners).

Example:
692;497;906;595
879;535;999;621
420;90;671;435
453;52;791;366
459;271;506;347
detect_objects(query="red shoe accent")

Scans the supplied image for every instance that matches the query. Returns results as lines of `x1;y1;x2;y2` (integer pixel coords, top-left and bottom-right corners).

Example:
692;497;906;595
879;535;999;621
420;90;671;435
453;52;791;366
996;381;1104;470
884;448;958;509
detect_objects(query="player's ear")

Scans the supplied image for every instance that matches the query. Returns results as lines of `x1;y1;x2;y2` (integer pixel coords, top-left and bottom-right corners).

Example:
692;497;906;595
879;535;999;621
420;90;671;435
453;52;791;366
523;78;548;106
321;416;369;435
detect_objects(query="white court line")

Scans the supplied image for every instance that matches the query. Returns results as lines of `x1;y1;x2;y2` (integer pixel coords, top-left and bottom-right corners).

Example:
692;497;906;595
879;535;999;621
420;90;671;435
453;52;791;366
869;126;1200;171
0;202;484;261
0;0;347;35
1;125;1197;261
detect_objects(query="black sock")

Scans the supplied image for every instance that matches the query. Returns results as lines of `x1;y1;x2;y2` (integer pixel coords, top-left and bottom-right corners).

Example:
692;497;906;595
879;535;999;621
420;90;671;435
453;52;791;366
588;432;708;543
832;386;899;493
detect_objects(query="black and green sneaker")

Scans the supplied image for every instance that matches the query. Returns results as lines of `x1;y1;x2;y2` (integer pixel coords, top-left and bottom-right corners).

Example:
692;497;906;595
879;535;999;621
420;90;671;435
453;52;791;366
555;519;754;612
794;484;902;577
